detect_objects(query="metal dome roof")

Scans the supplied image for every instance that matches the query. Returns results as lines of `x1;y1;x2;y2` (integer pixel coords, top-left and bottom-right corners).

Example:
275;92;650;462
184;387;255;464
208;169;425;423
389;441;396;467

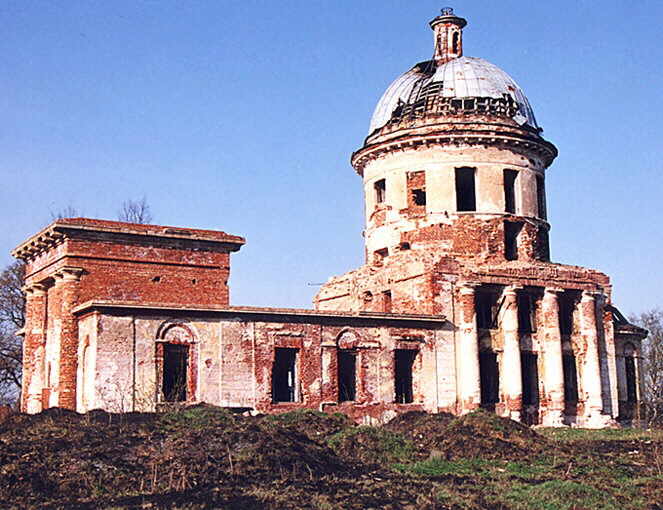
368;56;539;134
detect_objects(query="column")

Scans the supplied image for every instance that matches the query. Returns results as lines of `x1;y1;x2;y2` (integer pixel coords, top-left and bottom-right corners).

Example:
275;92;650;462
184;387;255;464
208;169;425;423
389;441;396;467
541;287;565;426
55;267;83;411
501;285;522;421
579;290;608;427
21;283;47;413
457;283;481;413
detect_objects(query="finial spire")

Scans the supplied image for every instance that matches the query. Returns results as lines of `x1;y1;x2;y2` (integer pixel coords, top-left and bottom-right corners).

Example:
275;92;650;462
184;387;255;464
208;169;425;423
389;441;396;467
430;7;467;64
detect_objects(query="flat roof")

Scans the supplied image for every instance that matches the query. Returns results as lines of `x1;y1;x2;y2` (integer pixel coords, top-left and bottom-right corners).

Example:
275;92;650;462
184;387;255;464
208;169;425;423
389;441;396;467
72;300;447;325
13;217;245;259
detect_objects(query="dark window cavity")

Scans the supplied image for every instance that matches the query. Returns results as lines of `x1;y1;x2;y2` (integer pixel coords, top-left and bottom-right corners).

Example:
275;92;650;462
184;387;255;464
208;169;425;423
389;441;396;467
521;352;540;425
452;31;459;53
382;290;392;313
562;353;579;402
455;167;476;212
412;189;426;206
163;344;188;402
558;293;576;336
272;348;298;403
476;290;500;329
625;355;637;403
503;169;518;214
479;351;499;409
374;179;386;204
517;292;536;333
406;171;426;213
537;227;550;262
504;221;523;261
373;248;388;266
338;350;357;402
394;349;417;403
536;174;546;219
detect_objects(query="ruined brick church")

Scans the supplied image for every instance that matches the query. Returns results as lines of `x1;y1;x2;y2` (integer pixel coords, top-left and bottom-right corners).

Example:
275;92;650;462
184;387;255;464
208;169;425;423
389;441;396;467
14;9;646;427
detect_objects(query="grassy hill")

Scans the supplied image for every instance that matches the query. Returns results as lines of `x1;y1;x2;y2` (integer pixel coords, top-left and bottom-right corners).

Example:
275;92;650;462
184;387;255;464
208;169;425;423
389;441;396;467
1;406;662;509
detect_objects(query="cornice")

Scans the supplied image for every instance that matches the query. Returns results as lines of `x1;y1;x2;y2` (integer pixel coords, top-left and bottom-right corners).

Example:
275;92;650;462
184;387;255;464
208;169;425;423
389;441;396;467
352;121;557;176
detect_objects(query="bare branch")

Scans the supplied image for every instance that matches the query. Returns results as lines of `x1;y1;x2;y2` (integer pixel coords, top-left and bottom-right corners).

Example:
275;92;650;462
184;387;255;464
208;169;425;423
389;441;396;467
49;205;80;220
118;196;153;224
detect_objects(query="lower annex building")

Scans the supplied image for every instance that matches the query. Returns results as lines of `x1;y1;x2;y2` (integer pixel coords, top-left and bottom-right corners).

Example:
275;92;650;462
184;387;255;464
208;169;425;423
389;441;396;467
14;10;646;427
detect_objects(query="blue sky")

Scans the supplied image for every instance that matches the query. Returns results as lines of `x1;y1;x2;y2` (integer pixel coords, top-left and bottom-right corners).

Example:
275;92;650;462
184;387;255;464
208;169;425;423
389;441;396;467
1;1;661;316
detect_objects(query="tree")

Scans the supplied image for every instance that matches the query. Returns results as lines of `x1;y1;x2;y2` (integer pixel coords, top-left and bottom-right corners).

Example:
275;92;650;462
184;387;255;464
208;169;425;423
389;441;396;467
49;205;80;220
118;196;153;224
0;261;25;405
631;309;663;426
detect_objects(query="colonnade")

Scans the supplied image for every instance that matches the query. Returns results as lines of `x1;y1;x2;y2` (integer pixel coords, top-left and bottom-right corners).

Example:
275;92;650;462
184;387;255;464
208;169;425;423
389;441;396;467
456;282;608;427
21;267;83;413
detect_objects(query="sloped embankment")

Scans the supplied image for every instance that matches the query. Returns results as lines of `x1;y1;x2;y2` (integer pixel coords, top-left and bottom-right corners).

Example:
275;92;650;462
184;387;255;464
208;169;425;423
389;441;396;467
1;406;661;509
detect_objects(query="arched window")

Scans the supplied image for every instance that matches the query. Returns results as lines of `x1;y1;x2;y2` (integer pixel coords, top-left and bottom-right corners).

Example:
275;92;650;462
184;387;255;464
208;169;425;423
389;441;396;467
452;31;460;54
156;323;197;403
624;343;638;403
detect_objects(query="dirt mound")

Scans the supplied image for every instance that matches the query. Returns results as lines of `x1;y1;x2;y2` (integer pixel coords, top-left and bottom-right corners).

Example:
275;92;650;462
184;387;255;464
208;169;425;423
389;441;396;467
0;405;352;507
427;409;550;460
327;426;415;466
384;410;455;445
262;409;351;442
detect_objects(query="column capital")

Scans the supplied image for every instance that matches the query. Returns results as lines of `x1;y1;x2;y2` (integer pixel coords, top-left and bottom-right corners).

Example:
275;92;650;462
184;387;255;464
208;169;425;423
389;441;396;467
581;289;601;302
502;285;523;297
458;281;481;295
53;267;84;283
22;283;48;296
544;287;564;296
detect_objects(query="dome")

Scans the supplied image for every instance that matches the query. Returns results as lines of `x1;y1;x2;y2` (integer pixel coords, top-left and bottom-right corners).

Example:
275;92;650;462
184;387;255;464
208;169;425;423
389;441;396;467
368;56;539;134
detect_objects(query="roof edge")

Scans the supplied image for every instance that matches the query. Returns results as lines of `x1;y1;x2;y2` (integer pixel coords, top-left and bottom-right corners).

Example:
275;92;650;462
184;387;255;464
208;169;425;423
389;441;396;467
72;300;447;323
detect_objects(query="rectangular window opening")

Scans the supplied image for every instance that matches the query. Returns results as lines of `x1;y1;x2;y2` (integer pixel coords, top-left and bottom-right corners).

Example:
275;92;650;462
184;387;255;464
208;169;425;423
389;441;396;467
504;221;522;261
373;248;388;266
562;353;579;402
412;188;426;206
374;179;386;204
338;350;357;402
625;357;637;403
479;351;500;409
394;349;417;404
455;167;476;211
272;348;298;403
536;175;546;219
163;344;188;402
503;169;518;214
382;290;392;313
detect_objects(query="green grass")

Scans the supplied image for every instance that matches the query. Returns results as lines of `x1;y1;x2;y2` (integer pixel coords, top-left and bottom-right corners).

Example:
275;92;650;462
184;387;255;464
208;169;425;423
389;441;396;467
158;406;235;431
395;457;492;477
327;426;415;464
538;426;663;442
502;479;624;510
264;408;346;425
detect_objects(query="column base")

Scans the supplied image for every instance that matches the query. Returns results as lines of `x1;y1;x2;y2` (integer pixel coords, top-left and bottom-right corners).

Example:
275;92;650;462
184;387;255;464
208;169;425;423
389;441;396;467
458;400;481;415
541;409;565;427
25;396;43;415
580;411;617;429
507;410;521;422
